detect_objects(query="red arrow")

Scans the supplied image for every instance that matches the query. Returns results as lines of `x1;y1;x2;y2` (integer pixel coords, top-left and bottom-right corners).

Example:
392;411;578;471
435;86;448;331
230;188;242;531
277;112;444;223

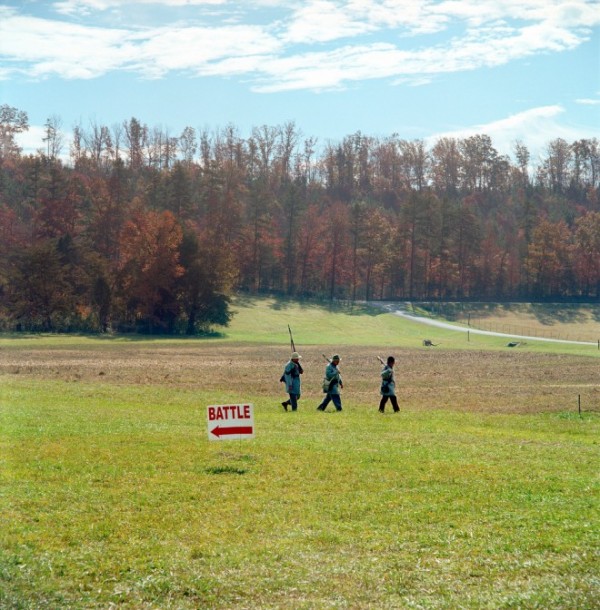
210;425;253;438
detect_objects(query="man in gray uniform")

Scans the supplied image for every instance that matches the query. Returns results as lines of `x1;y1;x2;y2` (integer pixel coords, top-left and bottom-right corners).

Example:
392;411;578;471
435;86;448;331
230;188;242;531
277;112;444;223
281;351;303;411
317;354;343;412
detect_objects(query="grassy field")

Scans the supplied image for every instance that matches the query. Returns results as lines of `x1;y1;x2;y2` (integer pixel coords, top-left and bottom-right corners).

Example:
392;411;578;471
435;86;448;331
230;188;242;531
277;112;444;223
415;301;600;344
1;298;599;609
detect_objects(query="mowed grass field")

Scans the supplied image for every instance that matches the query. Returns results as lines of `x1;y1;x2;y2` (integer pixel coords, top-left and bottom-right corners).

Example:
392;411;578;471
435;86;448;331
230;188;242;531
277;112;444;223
426;302;600;344
1;298;599;609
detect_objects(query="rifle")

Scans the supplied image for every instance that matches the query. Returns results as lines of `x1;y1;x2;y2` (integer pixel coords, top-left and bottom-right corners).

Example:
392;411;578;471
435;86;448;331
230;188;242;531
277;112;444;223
377;355;385;365
287;326;302;373
322;354;331;363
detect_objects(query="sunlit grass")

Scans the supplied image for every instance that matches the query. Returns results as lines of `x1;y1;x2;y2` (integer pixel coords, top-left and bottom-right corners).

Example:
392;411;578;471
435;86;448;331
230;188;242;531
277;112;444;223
0;296;598;358
227;297;600;358
1;297;599;608
2;374;599;608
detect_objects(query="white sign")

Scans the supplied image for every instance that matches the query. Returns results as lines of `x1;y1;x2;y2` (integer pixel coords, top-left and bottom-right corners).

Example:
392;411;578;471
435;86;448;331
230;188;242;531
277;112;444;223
207;403;254;441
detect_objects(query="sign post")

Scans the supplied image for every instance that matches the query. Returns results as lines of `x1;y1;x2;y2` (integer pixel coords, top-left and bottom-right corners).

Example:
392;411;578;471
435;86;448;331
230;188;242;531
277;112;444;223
207;403;254;441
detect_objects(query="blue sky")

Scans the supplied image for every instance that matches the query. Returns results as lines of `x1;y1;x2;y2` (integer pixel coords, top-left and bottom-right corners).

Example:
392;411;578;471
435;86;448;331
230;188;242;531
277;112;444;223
1;0;599;163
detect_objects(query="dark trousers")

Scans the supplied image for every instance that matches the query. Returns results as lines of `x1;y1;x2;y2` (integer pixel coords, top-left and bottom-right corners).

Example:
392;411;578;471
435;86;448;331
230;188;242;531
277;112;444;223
317;393;342;411
283;394;299;411
379;395;399;412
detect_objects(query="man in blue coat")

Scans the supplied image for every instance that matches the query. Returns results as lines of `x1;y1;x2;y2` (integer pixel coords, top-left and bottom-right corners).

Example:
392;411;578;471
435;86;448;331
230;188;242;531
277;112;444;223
317;354;343;412
281;351;303;411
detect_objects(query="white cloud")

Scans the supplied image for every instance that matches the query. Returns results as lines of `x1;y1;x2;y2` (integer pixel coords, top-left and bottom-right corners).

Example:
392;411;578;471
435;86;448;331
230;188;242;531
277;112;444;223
251;15;586;93
0;9;281;80
426;105;600;161
132;25;282;78
1;1;598;91
282;1;376;44
53;0;228;17
0;10;137;79
15;124;57;157
576;98;600;105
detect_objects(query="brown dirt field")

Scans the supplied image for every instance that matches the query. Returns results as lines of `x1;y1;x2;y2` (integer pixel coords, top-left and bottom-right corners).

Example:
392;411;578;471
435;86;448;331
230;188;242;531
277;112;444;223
2;343;598;415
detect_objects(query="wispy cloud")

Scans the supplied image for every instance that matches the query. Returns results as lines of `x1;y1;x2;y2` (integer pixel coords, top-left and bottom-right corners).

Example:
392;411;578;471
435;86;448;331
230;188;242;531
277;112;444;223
1;1;598;91
0;7;281;80
52;0;228;17
427;105;599;161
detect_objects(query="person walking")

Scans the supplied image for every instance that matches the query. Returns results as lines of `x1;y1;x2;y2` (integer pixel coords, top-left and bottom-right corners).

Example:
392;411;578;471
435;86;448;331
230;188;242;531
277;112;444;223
379;356;400;413
317;354;343;412
280;351;303;411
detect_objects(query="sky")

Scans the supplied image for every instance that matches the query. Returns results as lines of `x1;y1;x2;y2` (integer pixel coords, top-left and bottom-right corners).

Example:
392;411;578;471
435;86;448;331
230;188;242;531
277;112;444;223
1;0;599;164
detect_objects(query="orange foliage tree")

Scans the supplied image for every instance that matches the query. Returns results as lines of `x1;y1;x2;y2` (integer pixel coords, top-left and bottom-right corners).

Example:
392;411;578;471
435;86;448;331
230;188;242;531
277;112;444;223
117;208;184;331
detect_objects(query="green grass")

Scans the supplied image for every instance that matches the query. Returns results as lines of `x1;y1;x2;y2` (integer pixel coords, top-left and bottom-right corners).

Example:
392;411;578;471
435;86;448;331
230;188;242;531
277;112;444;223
2;378;599;609
0;297;598;358
1;297;599;608
2;380;599;609
229;297;600;358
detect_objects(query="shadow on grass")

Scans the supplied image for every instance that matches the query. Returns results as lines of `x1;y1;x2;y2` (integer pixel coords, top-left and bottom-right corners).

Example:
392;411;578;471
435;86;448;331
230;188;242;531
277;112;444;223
205;466;248;475
273;296;387;316
418;302;600;325
529;304;591;325
0;331;227;342
233;293;387;316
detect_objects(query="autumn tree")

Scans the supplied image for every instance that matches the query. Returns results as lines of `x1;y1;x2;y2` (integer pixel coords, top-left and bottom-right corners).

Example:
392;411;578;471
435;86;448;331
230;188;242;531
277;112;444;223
0;105;29;159
430;137;461;195
179;126;197;166
117;209;184;332
399;139;429;191
35;163;81;239
296;204;328;296
360;206;395;300
7;241;73;331
399;191;439;298
459;134;503;192
453;195;482;297
525;220;573;297
177;229;233;334
539;138;572;193
322;201;350;300
42;115;64;161
124;117;147;171
573;212;600;297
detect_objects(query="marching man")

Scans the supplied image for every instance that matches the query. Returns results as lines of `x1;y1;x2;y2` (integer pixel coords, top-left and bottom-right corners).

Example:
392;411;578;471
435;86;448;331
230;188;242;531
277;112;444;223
281;351;303;411
379;356;400;413
317;354;343;412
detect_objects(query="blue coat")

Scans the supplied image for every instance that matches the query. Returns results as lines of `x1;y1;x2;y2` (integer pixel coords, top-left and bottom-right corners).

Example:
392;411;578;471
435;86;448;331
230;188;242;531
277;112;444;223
283;360;302;396
323;362;342;395
380;365;396;396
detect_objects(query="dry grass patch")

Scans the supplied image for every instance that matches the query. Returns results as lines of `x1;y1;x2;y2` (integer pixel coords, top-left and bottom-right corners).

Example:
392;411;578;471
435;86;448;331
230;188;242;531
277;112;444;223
1;342;598;414
443;303;600;343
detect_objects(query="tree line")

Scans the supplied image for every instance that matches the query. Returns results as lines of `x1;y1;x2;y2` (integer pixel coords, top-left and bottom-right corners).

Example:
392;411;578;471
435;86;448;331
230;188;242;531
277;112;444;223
0;104;599;333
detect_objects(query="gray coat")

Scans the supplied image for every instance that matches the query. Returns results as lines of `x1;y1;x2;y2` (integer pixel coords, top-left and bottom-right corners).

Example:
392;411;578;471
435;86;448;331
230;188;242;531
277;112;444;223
283;360;302;396
380;365;396;397
323;362;342;395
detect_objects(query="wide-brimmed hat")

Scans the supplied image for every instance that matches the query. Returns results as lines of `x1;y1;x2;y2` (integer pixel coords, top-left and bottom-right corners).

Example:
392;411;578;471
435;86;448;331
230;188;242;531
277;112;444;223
291;352;302;359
